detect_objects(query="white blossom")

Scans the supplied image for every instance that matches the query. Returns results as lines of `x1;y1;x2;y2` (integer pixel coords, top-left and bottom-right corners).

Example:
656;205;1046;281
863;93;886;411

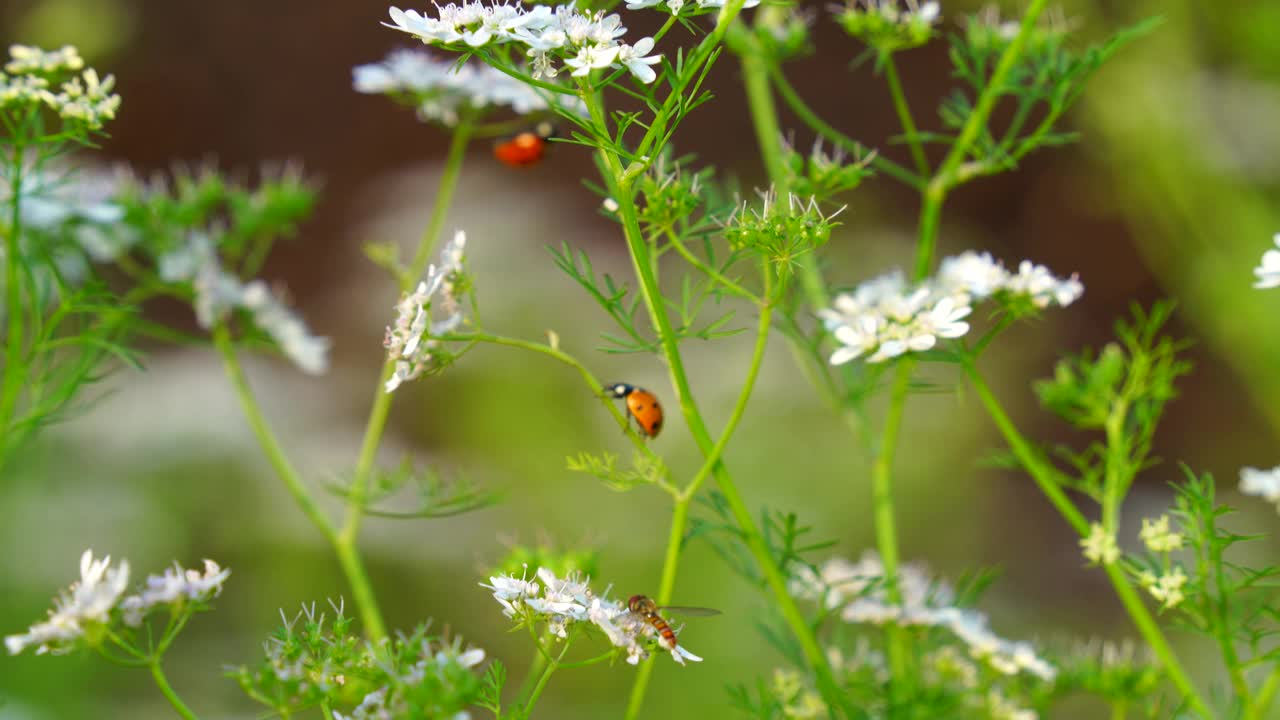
790;553;1056;682
1139;567;1187;610
6;550;130;655
1080;522;1119;565
1254;234;1280;289
353;49;582;124
384;230;470;392
1138;514;1184;553
482;567;704;666
1;46;120;129
119;560;231;627
823;251;1080;366
157;233;330;374
1240;465;1280;510
384;1;665;84
624;0;761;13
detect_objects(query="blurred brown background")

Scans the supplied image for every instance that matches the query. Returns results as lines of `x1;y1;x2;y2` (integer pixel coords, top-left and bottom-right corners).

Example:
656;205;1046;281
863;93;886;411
4;0;1280;717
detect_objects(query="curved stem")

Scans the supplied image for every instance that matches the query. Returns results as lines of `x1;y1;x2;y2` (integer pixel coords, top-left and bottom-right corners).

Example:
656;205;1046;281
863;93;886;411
768;64;923;190
213;324;387;641
881;54;930;177
582;91;849;718
149;660;199;720
520;636;571;715
1251;666;1280;719
343;121;472;544
627;278;773;720
962;361;1210;718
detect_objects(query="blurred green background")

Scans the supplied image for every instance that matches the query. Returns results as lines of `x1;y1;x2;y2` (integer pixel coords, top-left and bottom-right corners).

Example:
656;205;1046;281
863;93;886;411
4;0;1280;717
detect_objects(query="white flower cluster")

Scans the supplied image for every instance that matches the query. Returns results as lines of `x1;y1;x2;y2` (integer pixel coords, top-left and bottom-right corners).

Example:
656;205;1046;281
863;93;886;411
384;230;469;393
384;1;663;83
1137;567;1187;610
839;0;940;27
1079;522;1119;565
624;0;760;16
158;233;330;374
5;550;129;655
1254;234;1280;289
1240;465;1280;511
821;251;1083;365
353;49;583;125
790;553;1056;682
5;551;230;656
0;164;134;264
1138;514;1184;553
483;567;703;666
1;45;121;130
118;559;231;626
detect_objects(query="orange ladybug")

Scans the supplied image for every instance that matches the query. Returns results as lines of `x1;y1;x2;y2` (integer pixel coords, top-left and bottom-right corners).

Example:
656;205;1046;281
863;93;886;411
493;121;555;168
605;382;663;438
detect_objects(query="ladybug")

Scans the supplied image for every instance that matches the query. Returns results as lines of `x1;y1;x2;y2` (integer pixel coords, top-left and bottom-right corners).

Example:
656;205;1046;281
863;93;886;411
493;121;556;168
605;382;664;438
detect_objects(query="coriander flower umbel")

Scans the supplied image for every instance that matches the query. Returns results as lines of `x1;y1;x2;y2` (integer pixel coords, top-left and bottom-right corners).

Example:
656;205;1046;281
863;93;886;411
384;1;664;84
1080;523;1119;565
822;251;1081;366
1240;465;1280;511
118;559;231;627
6;550;129;656
1;44;120;130
353;49;582;125
831;0;941;55
384;230;470;393
790;553;1056;682
1138;514;1184;553
1253;234;1280;289
1139;567;1188;610
158;232;330;374
481;567;704;666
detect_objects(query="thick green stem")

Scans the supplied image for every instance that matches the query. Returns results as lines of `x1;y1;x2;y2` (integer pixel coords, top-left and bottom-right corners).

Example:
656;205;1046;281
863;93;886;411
343;118;474;545
1102;563;1212;720
1;138;27;441
873;362;913;699
881;55;930;177
1251;667;1280;720
213;324;387;642
583;101;847;720
149;660;199;720
962;361;1210;718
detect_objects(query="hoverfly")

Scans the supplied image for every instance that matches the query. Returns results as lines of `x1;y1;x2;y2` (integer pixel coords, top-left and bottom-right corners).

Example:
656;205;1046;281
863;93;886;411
627;595;720;651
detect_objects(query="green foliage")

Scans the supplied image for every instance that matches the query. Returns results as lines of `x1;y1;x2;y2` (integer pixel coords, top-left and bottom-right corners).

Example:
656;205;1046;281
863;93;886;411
940;12;1159;182
329;458;498;519
1034;303;1192;501
233;601;490;719
567;449;669;491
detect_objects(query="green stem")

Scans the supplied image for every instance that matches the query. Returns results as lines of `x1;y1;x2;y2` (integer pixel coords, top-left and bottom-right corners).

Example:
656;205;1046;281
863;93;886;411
767;65;923;190
627;277;774;720
881;55;930;177
516;641;550;702
962;361;1088;534
213;324;387;641
1;137;27;442
149;660;199;720
582;90;849;718
962;361;1210;718
1251;666;1280;719
1102;563;1212;720
521;636;571;715
624;497;689;720
873;361;913;701
735;27;829;315
1110;700;1127;720
342;119;472;547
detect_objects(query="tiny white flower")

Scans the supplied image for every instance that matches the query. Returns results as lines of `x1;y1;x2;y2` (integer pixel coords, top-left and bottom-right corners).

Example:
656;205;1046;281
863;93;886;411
615;37;662;84
1254;234;1280;289
1138;515;1184;553
1080;523;1119;565
1145;567;1188;610
1240;465;1280;510
565;44;622;76
6;550;130;655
